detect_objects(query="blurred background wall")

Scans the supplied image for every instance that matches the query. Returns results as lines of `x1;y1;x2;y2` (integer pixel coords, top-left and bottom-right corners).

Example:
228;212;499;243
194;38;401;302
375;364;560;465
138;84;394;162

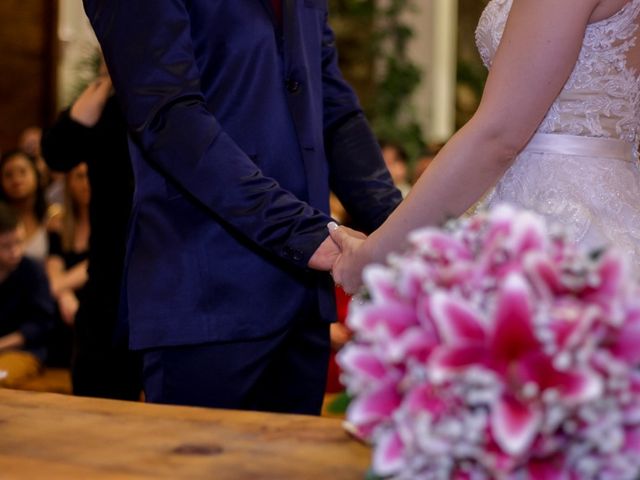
0;0;57;149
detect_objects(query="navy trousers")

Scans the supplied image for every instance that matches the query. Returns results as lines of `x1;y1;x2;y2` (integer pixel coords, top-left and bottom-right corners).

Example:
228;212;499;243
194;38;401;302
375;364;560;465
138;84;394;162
142;313;330;415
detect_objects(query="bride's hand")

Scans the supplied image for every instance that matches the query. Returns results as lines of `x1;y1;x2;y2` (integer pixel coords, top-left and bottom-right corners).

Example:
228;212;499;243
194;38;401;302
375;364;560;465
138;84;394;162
328;223;370;294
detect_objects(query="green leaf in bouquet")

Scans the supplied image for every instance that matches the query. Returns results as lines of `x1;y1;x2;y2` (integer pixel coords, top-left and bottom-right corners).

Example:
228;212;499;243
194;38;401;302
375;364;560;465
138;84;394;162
325;391;352;415
365;467;386;480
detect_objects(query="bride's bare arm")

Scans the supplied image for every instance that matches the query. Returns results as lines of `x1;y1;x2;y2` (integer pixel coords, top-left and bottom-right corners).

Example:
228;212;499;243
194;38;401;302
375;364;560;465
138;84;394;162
332;0;602;292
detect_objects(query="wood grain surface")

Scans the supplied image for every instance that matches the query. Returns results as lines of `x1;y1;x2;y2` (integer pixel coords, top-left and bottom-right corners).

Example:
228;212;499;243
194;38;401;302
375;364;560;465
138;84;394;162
0;389;370;480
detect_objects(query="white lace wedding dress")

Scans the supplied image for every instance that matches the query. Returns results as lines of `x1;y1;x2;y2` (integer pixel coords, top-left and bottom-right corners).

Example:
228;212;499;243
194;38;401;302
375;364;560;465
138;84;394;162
477;0;640;271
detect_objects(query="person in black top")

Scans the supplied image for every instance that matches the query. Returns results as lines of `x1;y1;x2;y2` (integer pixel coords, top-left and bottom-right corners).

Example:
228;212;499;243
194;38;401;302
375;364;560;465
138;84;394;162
41;61;142;400
0;202;55;387
45;162;91;367
46;162;91;326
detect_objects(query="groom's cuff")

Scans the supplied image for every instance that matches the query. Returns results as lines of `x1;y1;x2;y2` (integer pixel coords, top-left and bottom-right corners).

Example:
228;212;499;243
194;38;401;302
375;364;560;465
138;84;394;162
280;219;332;269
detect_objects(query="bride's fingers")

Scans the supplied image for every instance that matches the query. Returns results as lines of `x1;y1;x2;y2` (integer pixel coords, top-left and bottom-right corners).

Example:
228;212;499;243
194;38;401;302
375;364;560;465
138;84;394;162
327;223;367;293
331;258;358;295
340;226;367;240
328;221;347;249
328;223;367;253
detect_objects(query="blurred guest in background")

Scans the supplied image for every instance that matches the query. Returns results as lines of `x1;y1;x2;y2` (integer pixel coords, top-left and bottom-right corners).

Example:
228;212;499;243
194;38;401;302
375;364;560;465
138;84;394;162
18;127;43;160
45;163;91;367
19;126;64;210
0;202;55;388
41;60;141;401
0;150;49;263
381;140;411;198
412;142;445;183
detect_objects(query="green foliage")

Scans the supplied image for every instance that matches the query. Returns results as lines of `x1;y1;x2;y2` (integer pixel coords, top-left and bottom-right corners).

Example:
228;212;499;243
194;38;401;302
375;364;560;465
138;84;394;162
455;59;487;128
330;0;375;16
69;47;102;103
329;0;425;160
456;59;487;98
456;0;490;128
370;0;425;160
365;468;386;480
325;391;352;414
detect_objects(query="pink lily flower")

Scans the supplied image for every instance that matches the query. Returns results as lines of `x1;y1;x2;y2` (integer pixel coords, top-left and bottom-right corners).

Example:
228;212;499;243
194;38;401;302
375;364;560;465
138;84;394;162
429;273;601;456
340;205;640;479
408;228;473;264
372;428;406;476
608;304;640;364
346;376;403;438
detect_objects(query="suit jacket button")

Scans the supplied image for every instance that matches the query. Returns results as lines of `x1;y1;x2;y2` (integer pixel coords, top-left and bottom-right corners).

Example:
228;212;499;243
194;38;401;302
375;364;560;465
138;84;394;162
286;79;301;94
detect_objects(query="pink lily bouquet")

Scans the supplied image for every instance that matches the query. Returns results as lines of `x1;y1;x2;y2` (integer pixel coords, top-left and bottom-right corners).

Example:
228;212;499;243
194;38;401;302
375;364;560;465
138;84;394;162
338;205;640;479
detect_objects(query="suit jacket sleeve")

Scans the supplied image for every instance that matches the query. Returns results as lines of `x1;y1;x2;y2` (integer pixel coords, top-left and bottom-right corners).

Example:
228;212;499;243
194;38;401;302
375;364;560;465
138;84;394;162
320;16;402;234
83;0;331;268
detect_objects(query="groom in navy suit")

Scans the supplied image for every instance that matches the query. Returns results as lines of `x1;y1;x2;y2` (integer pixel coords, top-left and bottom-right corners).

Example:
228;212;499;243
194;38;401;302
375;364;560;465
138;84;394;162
83;0;401;414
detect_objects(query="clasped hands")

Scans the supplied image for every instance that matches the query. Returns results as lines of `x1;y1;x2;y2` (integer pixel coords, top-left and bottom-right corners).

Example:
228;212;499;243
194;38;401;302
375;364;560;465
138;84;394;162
308;222;371;294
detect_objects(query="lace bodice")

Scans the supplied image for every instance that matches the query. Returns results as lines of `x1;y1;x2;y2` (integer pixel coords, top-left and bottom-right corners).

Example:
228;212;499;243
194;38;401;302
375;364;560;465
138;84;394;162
476;0;640;147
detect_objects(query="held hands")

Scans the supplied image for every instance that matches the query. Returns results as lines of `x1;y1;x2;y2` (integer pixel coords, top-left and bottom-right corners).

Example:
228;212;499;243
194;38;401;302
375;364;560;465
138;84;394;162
308;234;342;271
307;223;372;294
327;223;370;294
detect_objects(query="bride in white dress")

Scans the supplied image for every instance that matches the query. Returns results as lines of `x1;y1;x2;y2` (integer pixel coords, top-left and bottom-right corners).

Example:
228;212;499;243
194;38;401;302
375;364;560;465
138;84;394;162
329;0;640;293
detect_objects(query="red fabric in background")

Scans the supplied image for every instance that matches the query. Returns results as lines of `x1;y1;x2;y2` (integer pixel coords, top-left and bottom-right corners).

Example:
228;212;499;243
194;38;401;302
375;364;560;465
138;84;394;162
325;287;352;393
270;0;283;25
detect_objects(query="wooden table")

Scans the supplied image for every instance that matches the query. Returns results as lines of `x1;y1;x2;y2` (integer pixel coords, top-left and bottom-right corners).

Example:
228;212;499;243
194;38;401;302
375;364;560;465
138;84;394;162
0;389;370;479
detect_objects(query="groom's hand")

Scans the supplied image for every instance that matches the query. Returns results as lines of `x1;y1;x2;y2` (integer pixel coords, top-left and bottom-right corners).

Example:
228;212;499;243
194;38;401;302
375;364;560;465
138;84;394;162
328;223;369;294
308;234;341;271
308;223;367;273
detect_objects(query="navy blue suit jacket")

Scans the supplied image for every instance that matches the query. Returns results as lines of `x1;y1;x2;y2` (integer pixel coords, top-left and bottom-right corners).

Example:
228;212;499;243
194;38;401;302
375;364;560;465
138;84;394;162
83;0;401;350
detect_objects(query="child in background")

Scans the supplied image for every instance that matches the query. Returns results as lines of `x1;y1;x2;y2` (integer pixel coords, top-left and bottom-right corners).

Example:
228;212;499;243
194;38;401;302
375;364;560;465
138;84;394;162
0;202;55;387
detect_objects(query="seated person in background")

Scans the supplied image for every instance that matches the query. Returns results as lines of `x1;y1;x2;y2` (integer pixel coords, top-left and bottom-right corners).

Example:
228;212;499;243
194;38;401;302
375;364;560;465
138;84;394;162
19;126;65;210
0;202;56;388
380;140;411;198
0;150;50;263
46;163;90;326
41;57;142;400
18;127;42;161
46;163;90;367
